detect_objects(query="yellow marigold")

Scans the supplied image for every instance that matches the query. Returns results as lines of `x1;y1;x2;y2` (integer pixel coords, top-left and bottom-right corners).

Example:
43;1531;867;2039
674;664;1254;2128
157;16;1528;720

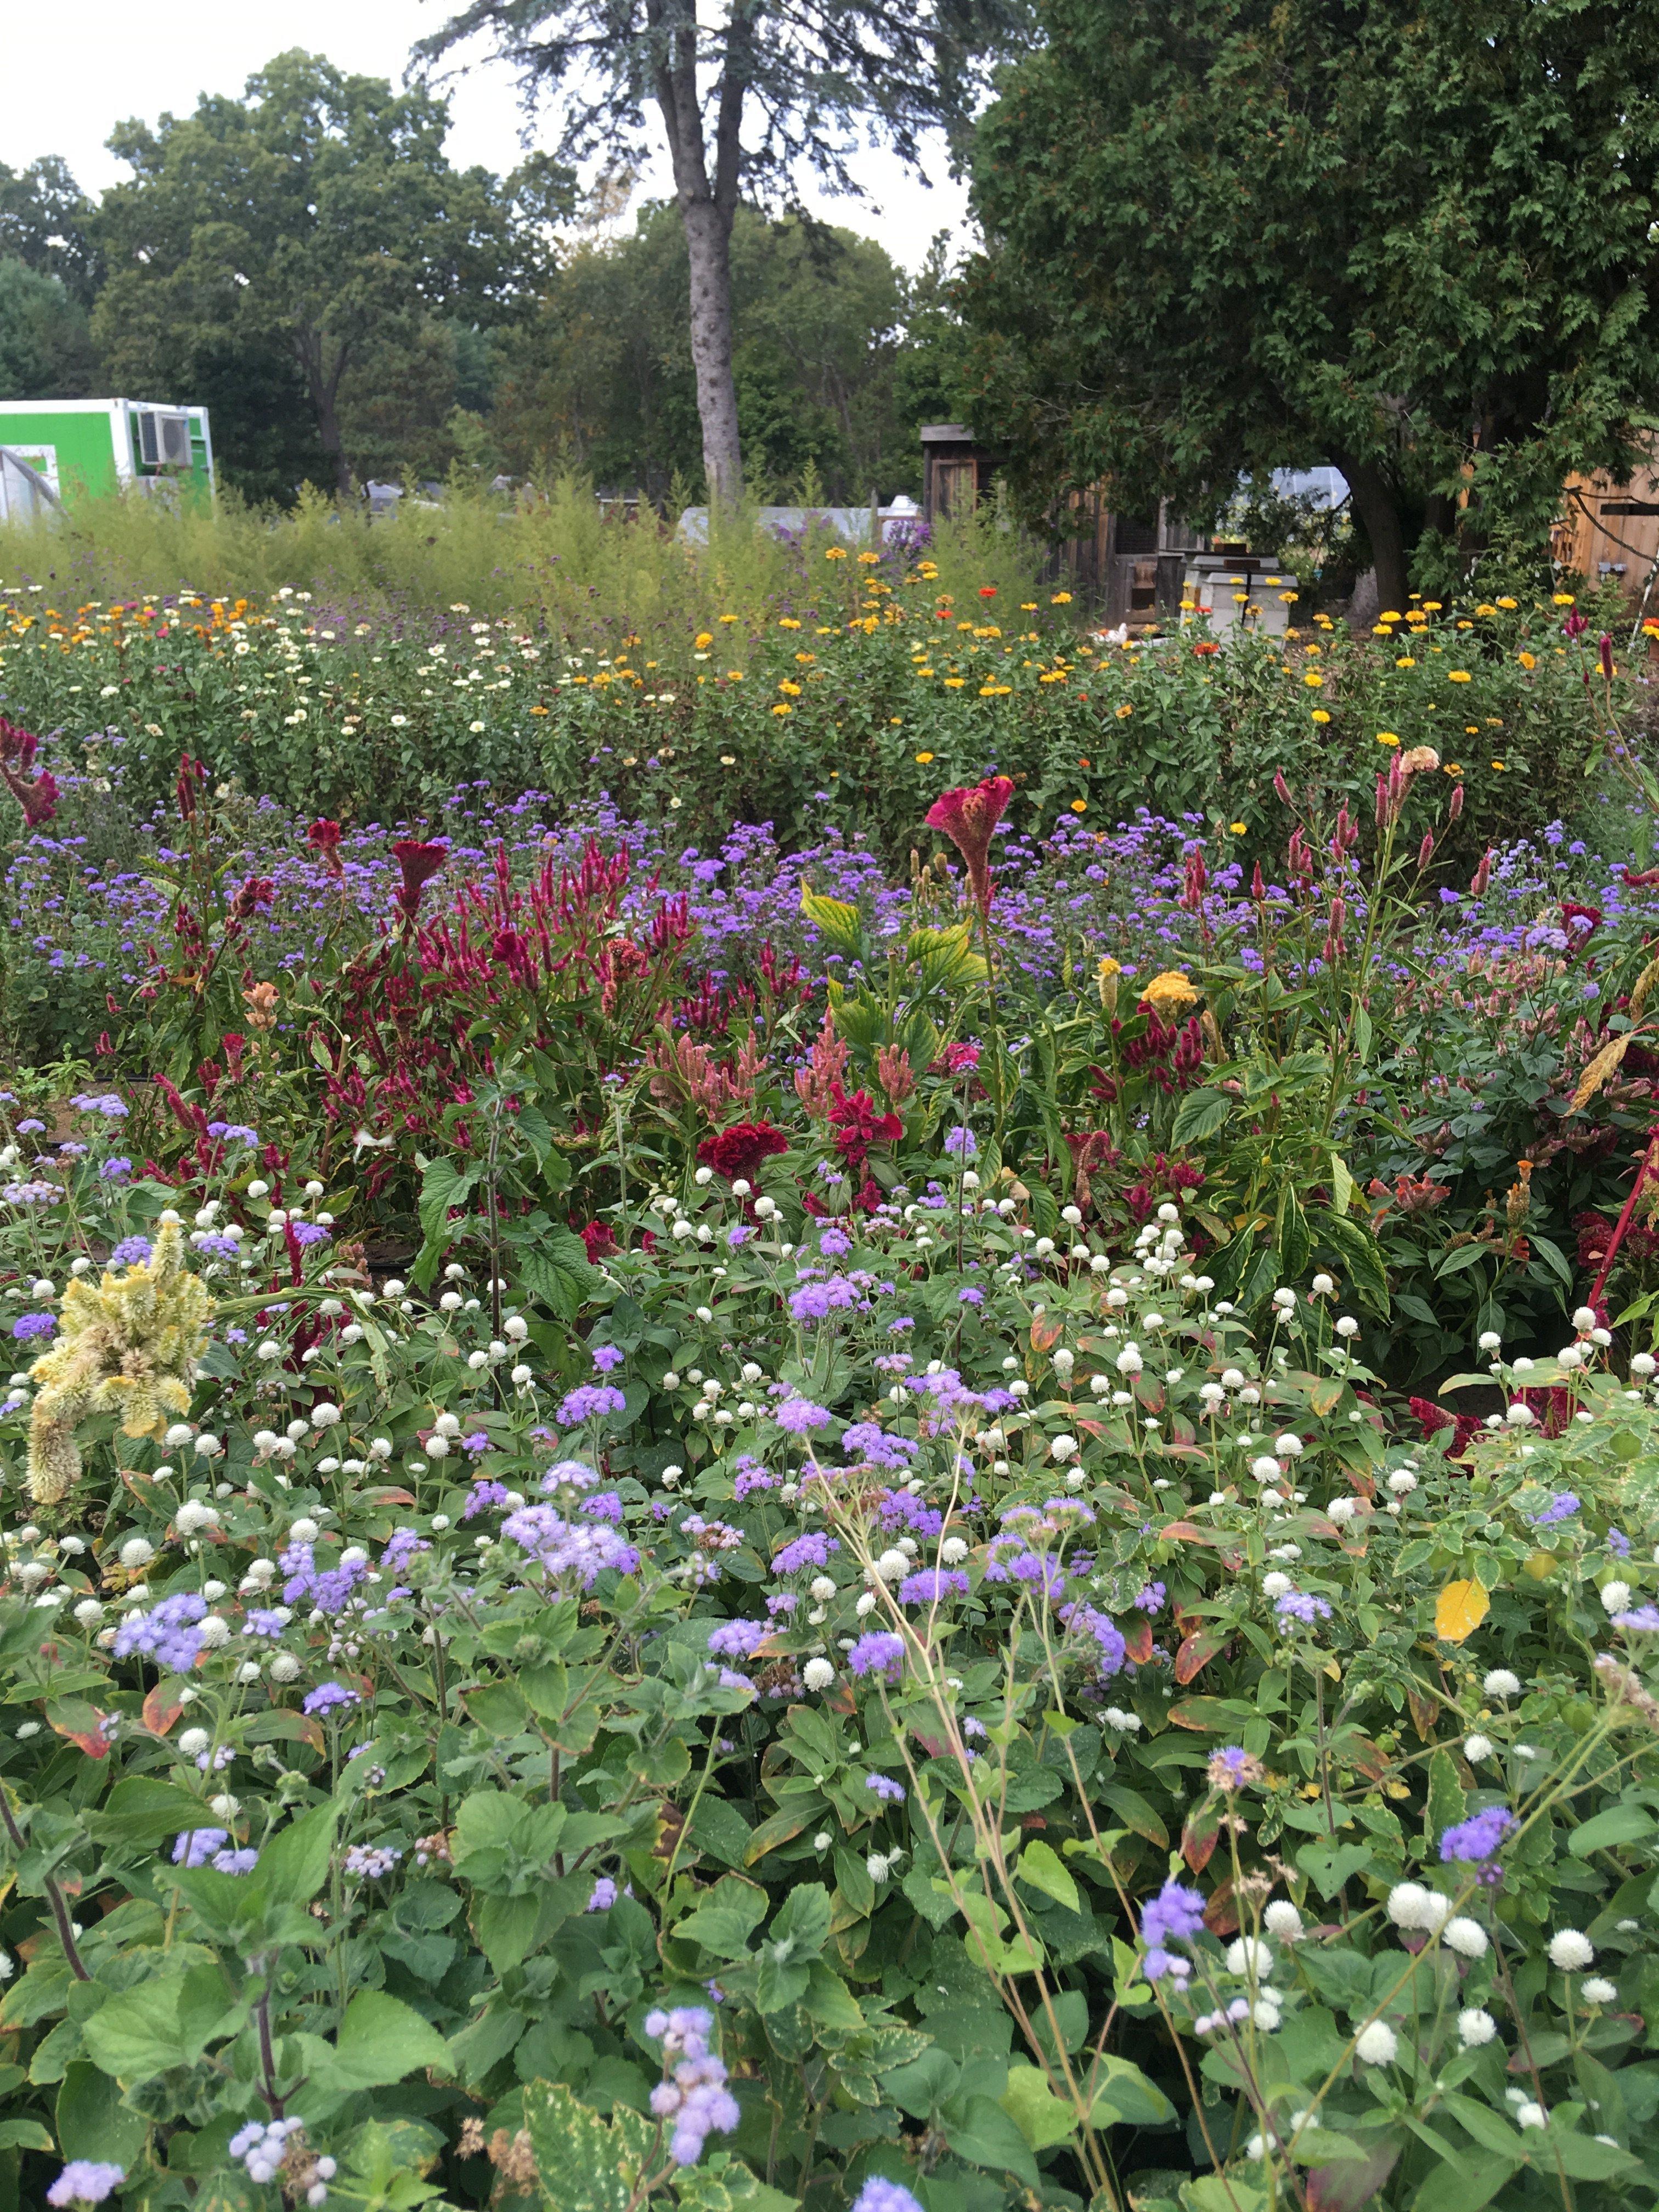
1376;731;1401;747
825;547;849;561
1491;758;1506;771
1311;708;1331;724
779;618;801;629
1115;702;1133;719
857;551;881;565
1517;651;1536;670
1497;596;1518;610
771;703;792;717
1552;593;1576;606
943;677;966;689
726;670;743;682
1229;821;1247;834
915;751;935;764
27;1217;213;1504
1051;591;1073;604
1380;609;1403;622
719;613;738;624
1141;970;1199;1014
1448;670;1471;683
1303;671;1324;687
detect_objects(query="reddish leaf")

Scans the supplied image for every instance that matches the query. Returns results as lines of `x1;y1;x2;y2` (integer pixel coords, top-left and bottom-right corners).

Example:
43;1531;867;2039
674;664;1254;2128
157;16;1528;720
1202;1874;1240;1937
1158;1520;1206;1542
1181;1812;1221;1875
1175;1628;1229;1685
1122;1617;1155;1666
142;1683;186;1736
1030;1316;1063;1355
1407;1689;1440;1741
1306;2132;1402;2210
50;1721;111;1759
366;1487;417;1507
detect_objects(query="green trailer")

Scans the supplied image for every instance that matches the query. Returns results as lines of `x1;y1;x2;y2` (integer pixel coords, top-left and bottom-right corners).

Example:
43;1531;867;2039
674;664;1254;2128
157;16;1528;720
0;398;215;521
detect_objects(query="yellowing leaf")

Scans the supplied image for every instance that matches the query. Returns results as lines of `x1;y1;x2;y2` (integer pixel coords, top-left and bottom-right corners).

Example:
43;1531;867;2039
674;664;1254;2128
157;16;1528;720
1434;1579;1489;1643
1570;1030;1635;1113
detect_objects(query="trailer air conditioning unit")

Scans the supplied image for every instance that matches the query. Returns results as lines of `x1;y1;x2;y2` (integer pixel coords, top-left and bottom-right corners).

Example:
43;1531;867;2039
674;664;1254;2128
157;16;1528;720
134;408;194;467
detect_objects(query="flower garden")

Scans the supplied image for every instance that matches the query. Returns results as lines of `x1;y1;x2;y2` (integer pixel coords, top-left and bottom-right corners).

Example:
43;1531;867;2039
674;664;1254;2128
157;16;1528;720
0;538;1657;2212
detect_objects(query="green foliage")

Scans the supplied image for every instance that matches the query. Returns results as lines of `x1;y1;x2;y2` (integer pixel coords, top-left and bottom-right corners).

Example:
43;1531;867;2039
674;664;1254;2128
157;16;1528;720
964;0;1659;602
0;259;100;402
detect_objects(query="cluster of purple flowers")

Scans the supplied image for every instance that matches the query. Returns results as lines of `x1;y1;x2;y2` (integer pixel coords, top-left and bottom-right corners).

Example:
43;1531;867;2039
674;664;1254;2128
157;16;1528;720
98;1157;132;1181
555;1381;627;1426
1439;1805;1517;1876
775;1396;832;1434
771;1531;839;1575
644;2007;741;2166
1530;1492;1581;1526
281;1541;367;1617
590;1344;625;1372
47;2163;125;2207
10;1312;54;1340
70;1092;127;1118
586;1875;620;1911
501;1502;640;1585
1275;1590;1334;1626
844;1423;921;1472
289;1221;330;1249
789;1276;864;1322
707;1619;770;1658
732;1454;776;1499
865;1772;907;1802
172;1829;258;1875
896;1567;969;1606
460;1478;510;1520
1140;1875;1206;1983
343;1843;403;1879
109;1234;152;1266
847;1631;905;1680
1612;1602;1659;1630
112;1592;207;1672
206;1120;258;1143
302;1683;361;1717
1061;1602;1127;1677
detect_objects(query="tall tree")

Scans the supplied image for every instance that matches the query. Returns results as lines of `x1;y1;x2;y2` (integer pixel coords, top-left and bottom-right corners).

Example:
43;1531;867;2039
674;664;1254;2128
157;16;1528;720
94;51;561;495
0;259;100;399
419;0;1027;506
961;0;1659;608
0;156;101;305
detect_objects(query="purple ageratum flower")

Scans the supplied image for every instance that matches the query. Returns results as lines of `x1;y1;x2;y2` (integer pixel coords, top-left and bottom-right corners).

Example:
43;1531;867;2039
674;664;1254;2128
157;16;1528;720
1613;1604;1659;1630
502;1503;640;1585
47;2162;126;2207
1274;1590;1334;1626
98;1158;133;1181
590;1344;625;1372
707;1619;769;1657
110;1234;152;1266
555;1382;627;1426
215;1848;259;1875
461;1431;490;1455
958;1286;985;1306
847;1632;905;1680
206;1122;258;1144
1440;1806;1517;1877
1133;1581;1167;1616
1063;1603;1126;1678
1607;1527;1632;1558
850;2182;925;2212
1210;1746;1256;1788
1530;1492;1581;1526
113;1592;207;1673
771;1531;839;1575
11;1312;54;1340
842;1423;920;1471
302;1683;361;1717
460;1479;510;1521
818;1227;853;1257
865;1772;907;1802
944;1125;978;1159
241;1607;290;1640
172;1827;229;1867
896;1567;969;1605
289;1221;330;1249
789;1277;861;1322
586;1876;619;1911
775;1396;832;1435
16;1119;44;1135
1140;1875;1207;1983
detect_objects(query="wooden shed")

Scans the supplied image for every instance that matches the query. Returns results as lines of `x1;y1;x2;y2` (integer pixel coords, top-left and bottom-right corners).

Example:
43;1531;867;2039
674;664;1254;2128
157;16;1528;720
1554;449;1659;607
919;425;1203;629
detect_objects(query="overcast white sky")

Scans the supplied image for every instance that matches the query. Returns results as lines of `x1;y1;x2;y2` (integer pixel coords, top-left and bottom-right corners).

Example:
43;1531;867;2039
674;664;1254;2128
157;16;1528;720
2;0;971;273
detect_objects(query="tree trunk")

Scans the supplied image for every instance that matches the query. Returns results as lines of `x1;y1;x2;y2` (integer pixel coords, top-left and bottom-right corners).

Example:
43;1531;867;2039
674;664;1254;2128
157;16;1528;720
1338;455;1409;614
650;0;750;507
295;325;354;498
680;198;743;507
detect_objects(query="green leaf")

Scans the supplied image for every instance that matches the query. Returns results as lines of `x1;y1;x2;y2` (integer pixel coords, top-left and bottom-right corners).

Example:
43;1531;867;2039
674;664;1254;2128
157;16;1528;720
1568;1802;1657;1857
768;1882;832;1959
522;2080;657;2212
945;2092;1041;2186
80;1971;189;2085
674;2162;801;2212
1295;1839;1373;1899
314;1991;451;2095
1016;1839;1080;1914
799;883;864;957
57;2059;148;2168
87;1775;208;1848
0;2119;53;2153
412;1156;479;1290
514;1229;601;1322
259;1799;340;1906
674;1876;769;1960
1088;2052;1176;2128
1172;1088;1231;1146
1001;2061;1080;2151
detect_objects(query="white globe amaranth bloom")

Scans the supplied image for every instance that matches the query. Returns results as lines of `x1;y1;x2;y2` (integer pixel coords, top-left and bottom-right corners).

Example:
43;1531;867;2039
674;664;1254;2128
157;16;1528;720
1579;1977;1618;2005
1273;1432;1303;1457
1600;1581;1633;1616
1353;2021;1398;2065
1457;2007;1497;2049
1251;1455;1283;1482
1224;1937;1272;1977
1515;2101;1547;2131
1049;1434;1078;1462
1548;1929;1595;1971
1263;1901;1304;1942
802;1657;836;1692
1443;1917;1487;1959
1463;1733;1494;1763
309;1401;342;1429
1386;1883;1451;1933
119;1536;155;1571
1483;1668;1521;1700
198;1616;230;1650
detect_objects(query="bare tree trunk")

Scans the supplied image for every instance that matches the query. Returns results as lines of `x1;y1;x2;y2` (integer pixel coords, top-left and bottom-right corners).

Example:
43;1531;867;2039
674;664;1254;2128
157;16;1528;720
296;325;355;497
1337;454;1409;614
681;198;743;505
650;0;751;507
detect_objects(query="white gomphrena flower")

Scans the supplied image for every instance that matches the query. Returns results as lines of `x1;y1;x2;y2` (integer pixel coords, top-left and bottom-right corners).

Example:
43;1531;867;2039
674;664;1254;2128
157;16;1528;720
1479;1329;1502;1351
289;1518;319;1542
1334;1316;1360;1338
119;1536;155;1571
803;1658;835;1691
1504;1402;1534;1427
1483;1668;1521;1699
1458;2007;1497;2048
1572;1306;1598;1332
1548;1929;1594;1971
1311;1273;1335;1296
1354;2022;1398;2065
1600;1581;1633;1616
1443;1917;1487;1958
1387;1469;1418;1494
1632;1352;1656;1378
1251;1456;1283;1482
1263;1901;1303;1942
1049;1434;1078;1462
1464;1733;1494;1762
1579;1977;1618;2005
1272;1287;1297;1311
1224;1937;1272;1976
310;1401;341;1429
1515;2101;1547;2131
1386;1883;1436;1931
1274;1432;1303;1457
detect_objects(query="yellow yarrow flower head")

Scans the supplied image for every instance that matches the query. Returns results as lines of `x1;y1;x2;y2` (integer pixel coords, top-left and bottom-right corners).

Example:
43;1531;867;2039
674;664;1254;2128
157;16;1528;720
27;1216;215;1504
1141;969;1200;1015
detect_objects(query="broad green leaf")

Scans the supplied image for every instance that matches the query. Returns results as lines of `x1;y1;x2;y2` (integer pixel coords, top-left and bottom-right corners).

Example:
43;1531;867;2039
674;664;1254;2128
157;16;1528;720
259;1799;340;1907
1016;1839;1080;1914
522;2080;657;2212
674;1875;769;1960
1568;1802;1657;1857
1088;2052;1176;2128
313;1991;451;2094
80;1971;189;2084
57;2059;148;2167
1001;2061;1080;2151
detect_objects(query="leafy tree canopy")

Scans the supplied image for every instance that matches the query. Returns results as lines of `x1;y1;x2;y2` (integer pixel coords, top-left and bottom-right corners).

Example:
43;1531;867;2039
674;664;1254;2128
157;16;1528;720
0;259;100;400
961;0;1659;603
0;155;101;304
92;49;569;494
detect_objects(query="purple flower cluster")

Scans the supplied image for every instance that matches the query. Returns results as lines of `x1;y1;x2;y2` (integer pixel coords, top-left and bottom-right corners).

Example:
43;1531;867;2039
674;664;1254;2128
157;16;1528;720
775;1395;832;1434
789;1276;862;1322
172;1829;257;1874
771;1531;839;1575
590;1344;625;1372
302;1683;361;1717
865;1772;907;1802
1274;1590;1334;1626
501;1503;640;1585
1530;1492;1581;1526
644;2007;741;2166
1141;1875;1206;1983
112;1592;207;1673
555;1382;627;1426
707;1619;769;1658
843;1423;920;1471
47;2163;125;2207
1062;1602;1127;1677
587;1875;619;1911
110;1234;152;1266
896;1567;969;1605
847;1631;905;1680
1440;1805;1517;1869
460;1479;510;1520
344;1843;403;1878
11;1312;54;1340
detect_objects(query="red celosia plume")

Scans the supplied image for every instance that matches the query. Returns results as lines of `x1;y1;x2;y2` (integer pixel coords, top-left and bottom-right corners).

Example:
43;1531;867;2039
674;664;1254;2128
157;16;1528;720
924;775;1014;916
